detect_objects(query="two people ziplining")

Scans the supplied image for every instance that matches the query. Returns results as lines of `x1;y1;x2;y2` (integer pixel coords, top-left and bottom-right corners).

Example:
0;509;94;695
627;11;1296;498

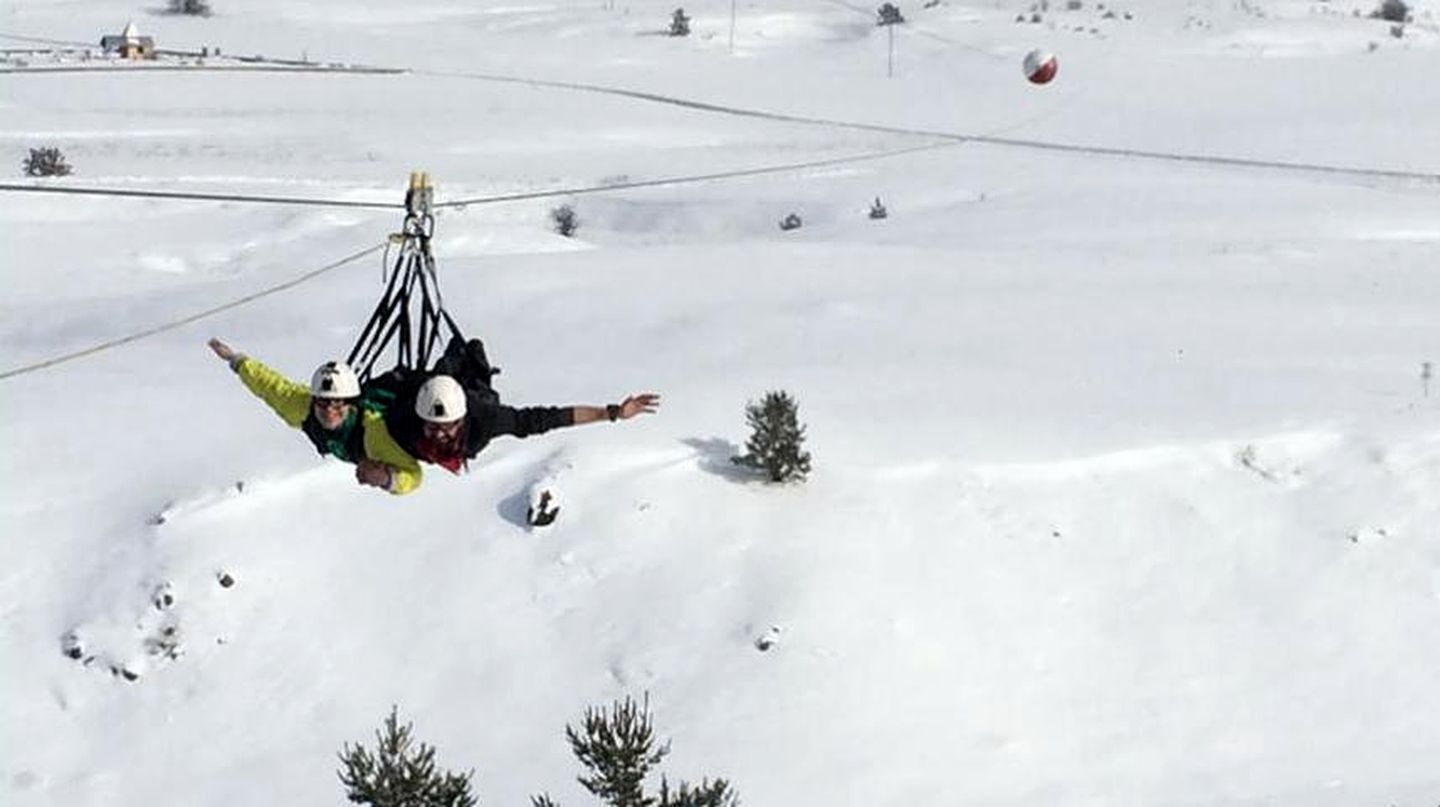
207;172;659;495
208;336;660;494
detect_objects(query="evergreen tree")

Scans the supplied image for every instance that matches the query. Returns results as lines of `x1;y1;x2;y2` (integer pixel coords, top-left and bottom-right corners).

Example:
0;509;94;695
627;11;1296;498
876;2;905;25
669;8;691;36
568;696;667;807
732;390;812;483
168;0;213;16
337;707;478;807
533;695;738;807
23;147;71;177
1372;0;1409;22
551;204;579;237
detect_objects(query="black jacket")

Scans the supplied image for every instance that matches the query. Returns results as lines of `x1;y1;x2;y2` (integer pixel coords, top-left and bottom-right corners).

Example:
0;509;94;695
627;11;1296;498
375;337;574;462
384;385;573;461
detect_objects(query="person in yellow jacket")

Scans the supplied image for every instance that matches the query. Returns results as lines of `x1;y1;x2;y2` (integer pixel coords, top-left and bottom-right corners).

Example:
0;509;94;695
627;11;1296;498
207;338;422;495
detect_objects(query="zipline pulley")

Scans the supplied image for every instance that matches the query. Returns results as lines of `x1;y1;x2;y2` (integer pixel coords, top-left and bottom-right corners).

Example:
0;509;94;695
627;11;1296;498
346;171;465;384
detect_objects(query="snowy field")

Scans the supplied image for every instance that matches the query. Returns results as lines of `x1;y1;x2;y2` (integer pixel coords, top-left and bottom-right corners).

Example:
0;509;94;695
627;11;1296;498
4;0;1440;804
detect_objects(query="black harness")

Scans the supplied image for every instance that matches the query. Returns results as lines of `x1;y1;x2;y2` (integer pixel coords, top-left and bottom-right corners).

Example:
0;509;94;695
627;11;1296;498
345;175;466;386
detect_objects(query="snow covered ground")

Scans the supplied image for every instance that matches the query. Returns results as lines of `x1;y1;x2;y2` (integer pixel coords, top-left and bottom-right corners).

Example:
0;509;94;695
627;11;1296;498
3;0;1440;804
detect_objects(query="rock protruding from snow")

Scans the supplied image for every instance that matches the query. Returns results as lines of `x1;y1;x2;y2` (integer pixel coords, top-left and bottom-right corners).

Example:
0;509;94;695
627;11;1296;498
61;580;187;682
528;488;560;528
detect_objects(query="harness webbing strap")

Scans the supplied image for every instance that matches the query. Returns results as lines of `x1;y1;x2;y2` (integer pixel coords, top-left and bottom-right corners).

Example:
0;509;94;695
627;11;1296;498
345;198;467;383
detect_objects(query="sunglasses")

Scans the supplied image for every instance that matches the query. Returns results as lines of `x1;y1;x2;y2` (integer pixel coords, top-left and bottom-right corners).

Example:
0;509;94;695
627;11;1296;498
313;398;355;411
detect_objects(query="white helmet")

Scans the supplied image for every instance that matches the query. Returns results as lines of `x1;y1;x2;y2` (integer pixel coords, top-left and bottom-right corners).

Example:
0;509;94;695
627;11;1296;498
310;361;360;399
415;375;467;423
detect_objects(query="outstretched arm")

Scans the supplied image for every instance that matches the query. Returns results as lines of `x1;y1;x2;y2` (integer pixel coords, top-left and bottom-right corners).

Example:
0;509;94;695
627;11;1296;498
569;393;661;426
482;394;661;442
208;337;311;428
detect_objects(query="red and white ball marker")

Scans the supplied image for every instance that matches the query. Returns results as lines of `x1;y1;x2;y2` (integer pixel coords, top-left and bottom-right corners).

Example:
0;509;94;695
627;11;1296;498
1023;49;1058;85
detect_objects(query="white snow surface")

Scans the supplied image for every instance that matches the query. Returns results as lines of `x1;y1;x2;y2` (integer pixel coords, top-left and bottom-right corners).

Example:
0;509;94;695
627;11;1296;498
4;0;1440;804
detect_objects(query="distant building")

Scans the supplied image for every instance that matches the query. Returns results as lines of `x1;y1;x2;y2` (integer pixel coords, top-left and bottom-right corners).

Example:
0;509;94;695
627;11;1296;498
100;22;155;60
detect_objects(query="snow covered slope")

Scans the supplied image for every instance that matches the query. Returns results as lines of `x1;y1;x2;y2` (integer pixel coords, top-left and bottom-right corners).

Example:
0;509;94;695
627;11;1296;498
3;0;1440;804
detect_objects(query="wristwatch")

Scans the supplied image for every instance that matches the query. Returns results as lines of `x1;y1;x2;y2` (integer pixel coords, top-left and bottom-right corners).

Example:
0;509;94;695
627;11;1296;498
606;403;621;422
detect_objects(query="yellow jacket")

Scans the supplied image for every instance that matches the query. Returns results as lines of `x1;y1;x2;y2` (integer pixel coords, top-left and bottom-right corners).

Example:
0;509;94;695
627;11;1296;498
233;356;422;495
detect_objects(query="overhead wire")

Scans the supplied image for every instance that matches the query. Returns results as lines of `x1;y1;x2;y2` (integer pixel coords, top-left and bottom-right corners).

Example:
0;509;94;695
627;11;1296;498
0;183;403;209
413;68;1440;186
0;30;94;48
0;64;403;75
3;25;1437;382
0;242;387;381
0;139;961;212
434;140;959;209
3;23;1437;187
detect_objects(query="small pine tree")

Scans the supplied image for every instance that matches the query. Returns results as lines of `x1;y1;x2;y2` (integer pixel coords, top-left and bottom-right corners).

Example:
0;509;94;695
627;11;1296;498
23;147;72;177
551;204;579;237
732;390;812;483
533;695;738;807
876;2;905;25
669;8;691;36
1372;0;1409;22
567;695;667;807
168;0;213;15
337;707;478;807
868;197;888;220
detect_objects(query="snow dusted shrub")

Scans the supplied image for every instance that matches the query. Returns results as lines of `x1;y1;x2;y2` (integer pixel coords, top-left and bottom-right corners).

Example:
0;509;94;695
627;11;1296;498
168;0;213;16
732;390;812;483
868;196;888;219
531;695;738;807
23;147;72;177
1372;0;1409;22
778;212;802;231
337;707;477;807
669;8;691;36
551;204;579;237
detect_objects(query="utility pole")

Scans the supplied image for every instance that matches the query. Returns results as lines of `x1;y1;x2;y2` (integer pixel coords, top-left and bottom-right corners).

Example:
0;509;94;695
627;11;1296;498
876;4;903;78
887;23;894;77
729;0;736;52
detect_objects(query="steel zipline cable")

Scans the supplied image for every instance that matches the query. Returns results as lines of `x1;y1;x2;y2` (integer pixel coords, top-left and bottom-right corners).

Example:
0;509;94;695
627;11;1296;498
0;183;405;209
0;140;960;211
0;242;387;381
433;140;958;208
0;143;961;382
5;130;1432;214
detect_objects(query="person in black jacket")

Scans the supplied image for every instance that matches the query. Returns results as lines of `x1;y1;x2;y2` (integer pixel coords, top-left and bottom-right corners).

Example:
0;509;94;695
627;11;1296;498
383;337;659;475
